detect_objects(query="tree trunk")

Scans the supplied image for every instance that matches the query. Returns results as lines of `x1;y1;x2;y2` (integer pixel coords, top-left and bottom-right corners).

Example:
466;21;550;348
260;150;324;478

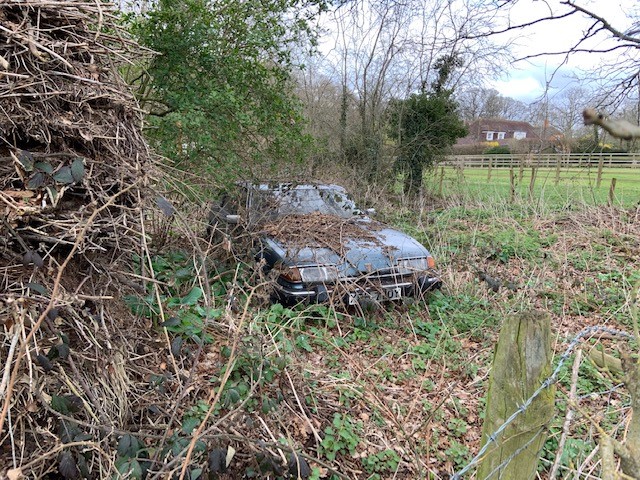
403;160;422;197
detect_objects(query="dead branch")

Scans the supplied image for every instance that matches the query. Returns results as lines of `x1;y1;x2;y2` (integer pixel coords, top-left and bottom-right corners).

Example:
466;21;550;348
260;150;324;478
583;108;640;140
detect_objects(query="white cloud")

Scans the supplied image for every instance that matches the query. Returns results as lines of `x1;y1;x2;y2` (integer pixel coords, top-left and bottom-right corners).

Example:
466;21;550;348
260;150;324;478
492;76;544;102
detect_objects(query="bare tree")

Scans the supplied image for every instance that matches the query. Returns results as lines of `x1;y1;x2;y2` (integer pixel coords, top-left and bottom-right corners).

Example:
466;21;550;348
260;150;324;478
311;0;511;181
467;1;640;110
456;87;529;121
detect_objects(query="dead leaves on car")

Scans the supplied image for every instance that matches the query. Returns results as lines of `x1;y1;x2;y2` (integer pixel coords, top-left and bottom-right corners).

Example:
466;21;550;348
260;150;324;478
260;212;382;254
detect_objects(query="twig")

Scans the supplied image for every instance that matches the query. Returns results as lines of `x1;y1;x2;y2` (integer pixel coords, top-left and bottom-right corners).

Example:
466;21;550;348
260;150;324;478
549;349;582;479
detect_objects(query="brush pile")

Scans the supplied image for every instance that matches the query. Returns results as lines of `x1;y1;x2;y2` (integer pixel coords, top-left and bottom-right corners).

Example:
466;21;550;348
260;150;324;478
0;0;151;252
0;1;155;477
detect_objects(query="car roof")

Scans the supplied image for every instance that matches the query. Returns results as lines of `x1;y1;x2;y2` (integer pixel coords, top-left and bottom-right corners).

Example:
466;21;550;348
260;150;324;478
240;181;347;192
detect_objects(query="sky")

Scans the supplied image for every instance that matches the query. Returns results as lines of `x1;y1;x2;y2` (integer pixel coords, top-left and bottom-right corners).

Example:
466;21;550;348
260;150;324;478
489;0;638;103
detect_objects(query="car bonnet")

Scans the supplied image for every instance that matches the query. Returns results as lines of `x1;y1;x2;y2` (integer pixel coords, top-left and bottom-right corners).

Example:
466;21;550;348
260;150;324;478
262;219;431;277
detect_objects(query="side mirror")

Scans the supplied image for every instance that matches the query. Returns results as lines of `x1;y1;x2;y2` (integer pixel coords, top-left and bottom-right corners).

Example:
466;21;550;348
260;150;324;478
365;208;376;216
226;214;240;224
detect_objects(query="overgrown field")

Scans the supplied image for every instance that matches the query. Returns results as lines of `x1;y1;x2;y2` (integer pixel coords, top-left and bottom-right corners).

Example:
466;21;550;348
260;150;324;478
103;172;640;480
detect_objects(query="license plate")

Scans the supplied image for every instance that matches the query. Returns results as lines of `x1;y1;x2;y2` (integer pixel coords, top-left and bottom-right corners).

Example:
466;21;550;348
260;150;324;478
348;286;402;305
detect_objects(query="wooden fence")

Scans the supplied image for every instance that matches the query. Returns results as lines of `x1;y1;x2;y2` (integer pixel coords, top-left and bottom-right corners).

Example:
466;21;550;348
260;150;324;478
444;153;640;169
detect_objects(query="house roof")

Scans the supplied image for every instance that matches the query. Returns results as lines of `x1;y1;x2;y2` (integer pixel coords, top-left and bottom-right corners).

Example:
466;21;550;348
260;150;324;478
456;118;542;146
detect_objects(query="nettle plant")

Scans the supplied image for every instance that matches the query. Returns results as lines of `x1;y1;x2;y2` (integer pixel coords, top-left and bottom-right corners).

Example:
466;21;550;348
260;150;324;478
124;251;229;344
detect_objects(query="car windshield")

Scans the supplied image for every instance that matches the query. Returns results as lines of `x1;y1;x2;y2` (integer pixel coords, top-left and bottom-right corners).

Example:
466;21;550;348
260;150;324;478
249;185;362;221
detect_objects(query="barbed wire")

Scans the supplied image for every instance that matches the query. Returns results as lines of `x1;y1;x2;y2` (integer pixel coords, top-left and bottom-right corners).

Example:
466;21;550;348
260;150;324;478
451;325;633;480
481;427;546;480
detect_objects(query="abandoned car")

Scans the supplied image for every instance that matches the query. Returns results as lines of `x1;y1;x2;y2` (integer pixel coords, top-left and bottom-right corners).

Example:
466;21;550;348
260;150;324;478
208;183;441;306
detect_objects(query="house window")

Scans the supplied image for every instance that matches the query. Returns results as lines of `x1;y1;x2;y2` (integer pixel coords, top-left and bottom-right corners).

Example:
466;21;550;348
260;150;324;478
497;132;505;140
485;131;495;141
514;131;526;140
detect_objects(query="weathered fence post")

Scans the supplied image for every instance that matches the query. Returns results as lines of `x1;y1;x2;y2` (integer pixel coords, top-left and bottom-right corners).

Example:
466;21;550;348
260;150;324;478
487;157;493;181
596;156;605;188
438;167;445;196
509;168;515;203
608;178;617;206
477;311;555;480
528;167;537;200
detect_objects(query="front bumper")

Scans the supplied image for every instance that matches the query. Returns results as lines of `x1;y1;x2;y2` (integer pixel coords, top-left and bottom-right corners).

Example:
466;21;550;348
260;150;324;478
272;274;442;306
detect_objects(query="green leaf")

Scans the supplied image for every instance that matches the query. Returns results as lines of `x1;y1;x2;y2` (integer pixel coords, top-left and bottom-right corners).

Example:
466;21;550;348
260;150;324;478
156;196;175;216
116;458;143;479
71;158;85;182
35;161;54;173
46;186;60;206
118;434;141;458
181;416;200;434
36;354;53;372
51;395;71;414
27;171;46;189
56;342;70;360
53;166;74;185
58;451;79;479
26;282;48;295
181;287;203;306
17;150;34;171
171;336;183;357
160;316;180;327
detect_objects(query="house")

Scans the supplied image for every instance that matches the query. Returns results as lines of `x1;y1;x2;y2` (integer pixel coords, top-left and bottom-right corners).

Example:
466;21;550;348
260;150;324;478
456;118;542;147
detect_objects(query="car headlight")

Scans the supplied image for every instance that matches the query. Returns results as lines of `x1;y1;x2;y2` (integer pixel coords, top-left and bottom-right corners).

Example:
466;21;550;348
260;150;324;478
279;265;340;283
396;257;435;274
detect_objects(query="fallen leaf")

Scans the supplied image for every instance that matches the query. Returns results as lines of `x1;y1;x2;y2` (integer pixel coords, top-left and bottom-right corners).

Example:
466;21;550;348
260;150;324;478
7;468;23;480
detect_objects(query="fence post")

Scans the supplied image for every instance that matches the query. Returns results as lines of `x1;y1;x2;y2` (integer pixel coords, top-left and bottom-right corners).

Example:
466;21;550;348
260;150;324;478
596;156;604;188
438;167;444;196
509;168;515;203
529;167;537;200
608;178;617;206
519;159;524;183
487;157;493;181
477;311;555;480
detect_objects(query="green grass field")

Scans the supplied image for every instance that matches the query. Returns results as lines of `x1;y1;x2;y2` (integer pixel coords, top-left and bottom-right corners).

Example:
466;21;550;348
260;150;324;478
425;166;640;208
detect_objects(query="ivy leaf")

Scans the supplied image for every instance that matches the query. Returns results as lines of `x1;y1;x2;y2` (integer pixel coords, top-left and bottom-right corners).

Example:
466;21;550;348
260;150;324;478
53;166;74;185
58;451;79;479
71;158;85;182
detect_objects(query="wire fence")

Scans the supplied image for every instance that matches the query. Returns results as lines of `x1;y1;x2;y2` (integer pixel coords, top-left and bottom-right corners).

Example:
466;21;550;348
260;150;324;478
451;325;635;480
